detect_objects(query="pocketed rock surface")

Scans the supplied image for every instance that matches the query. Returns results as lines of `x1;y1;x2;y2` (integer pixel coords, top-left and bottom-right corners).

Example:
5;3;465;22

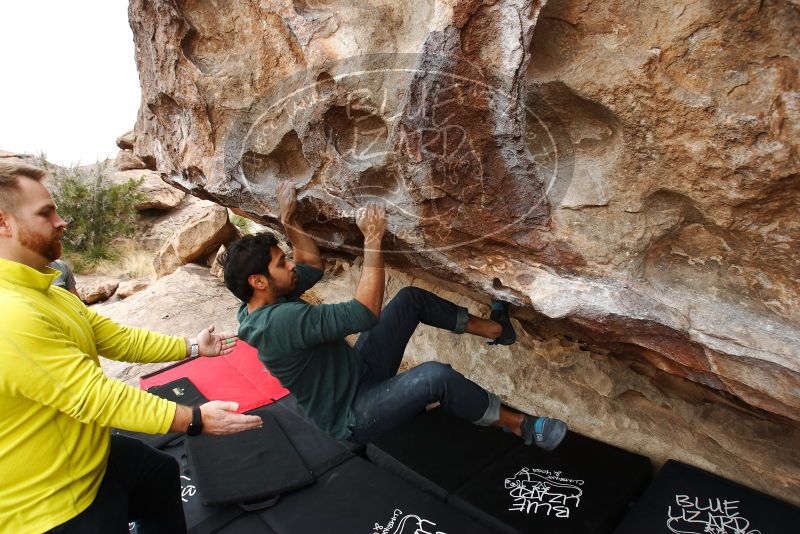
125;0;800;504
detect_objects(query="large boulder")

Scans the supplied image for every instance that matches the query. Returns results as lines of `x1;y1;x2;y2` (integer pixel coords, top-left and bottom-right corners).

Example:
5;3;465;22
116;130;136;150
135;195;208;250
116;277;151;299
153;203;238;277
208;244;226;280
78;278;119;305
109;169;185;210
0;150;38;165
114;150;148;171
128;0;800;503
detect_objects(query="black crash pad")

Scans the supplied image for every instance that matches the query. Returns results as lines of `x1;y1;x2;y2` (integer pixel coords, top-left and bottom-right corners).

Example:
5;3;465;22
259;456;494;534
214;513;277;534
366;407;520;499
147;376;209;405
613;459;800;534
256;396;354;477
449;431;652;534
127;394;353;533
186;411;314;506
162;441;244;534
113;377;208;450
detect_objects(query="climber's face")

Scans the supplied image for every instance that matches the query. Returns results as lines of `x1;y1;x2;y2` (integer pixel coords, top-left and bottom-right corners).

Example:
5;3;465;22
265;246;297;296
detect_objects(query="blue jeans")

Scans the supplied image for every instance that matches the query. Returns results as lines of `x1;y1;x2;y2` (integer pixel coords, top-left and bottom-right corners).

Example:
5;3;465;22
347;287;501;444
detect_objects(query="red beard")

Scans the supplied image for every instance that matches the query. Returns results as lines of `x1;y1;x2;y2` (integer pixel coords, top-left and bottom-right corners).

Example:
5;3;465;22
18;226;62;262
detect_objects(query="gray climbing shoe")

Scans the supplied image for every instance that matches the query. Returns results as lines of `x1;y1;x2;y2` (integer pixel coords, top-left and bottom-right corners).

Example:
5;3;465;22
521;416;568;450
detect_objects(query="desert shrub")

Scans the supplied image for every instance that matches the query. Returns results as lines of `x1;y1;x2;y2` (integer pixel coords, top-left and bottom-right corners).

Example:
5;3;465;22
231;212;254;235
51;162;145;269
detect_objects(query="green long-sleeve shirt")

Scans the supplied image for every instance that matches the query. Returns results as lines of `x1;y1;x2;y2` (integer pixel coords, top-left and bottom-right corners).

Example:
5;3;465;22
237;264;378;439
0;257;186;534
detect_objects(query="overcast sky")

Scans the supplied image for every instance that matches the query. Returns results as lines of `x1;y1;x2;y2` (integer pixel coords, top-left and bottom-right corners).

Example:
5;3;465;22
0;1;140;166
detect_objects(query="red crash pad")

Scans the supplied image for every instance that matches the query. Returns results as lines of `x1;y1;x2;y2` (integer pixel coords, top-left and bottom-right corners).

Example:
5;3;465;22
139;341;289;413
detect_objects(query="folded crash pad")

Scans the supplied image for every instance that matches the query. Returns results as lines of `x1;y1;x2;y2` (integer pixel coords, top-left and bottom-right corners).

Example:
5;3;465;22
186;412;314;506
113;377;209;450
140;341;289;413
259;456;494;534
367;406;520;499
613;459;800;534
250;397;353;477
449;431;652;534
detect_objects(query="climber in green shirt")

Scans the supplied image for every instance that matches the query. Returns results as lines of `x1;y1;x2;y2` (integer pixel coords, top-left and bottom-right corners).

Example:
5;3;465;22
224;181;568;447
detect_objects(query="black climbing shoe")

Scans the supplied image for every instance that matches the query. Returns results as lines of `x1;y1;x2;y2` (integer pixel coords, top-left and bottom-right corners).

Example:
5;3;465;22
521;416;568;450
488;299;517;346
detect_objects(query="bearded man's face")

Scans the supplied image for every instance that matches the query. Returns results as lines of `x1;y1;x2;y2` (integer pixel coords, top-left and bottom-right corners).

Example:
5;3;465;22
18;222;63;262
0;176;67;265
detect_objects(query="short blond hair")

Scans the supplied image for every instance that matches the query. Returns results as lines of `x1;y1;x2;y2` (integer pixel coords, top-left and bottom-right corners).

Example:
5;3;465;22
0;161;47;213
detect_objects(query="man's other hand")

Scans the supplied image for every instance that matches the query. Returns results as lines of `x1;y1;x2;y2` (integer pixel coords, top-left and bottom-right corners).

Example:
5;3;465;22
277;180;298;223
356;201;387;243
197;325;238;357
200;401;263;435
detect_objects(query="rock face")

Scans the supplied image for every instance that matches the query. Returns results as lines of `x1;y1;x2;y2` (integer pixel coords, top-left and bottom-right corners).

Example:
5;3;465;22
128;0;800;502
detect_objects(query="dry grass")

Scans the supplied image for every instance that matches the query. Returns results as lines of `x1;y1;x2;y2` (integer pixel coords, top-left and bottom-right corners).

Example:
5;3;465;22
68;239;154;279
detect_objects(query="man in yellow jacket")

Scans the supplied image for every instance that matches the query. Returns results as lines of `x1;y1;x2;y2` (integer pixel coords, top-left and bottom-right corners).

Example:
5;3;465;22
0;161;262;533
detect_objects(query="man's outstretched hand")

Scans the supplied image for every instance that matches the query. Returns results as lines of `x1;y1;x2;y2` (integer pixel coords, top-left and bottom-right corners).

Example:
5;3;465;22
356;201;387;244
200;401;263;435
197;325;238;357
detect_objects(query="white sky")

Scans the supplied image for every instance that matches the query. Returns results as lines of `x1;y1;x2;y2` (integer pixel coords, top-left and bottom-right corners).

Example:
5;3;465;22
0;1;140;166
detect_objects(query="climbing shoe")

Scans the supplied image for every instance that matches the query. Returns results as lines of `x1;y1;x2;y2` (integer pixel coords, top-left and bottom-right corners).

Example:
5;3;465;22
488;299;517;346
521;416;568;450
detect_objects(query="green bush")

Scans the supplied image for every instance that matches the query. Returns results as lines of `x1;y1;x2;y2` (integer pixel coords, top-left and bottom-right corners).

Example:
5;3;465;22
231;212;254;234
52;162;145;268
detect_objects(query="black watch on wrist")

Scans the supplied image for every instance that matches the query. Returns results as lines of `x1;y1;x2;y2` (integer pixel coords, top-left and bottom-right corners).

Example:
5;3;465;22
187;407;203;436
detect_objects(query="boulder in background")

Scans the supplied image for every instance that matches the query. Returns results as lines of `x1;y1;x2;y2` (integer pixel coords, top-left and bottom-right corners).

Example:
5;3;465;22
153;204;238;277
109;169;185;210
78;278;119;304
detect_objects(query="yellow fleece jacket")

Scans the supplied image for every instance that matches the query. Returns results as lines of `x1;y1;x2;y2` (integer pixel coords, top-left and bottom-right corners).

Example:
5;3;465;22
0;258;186;534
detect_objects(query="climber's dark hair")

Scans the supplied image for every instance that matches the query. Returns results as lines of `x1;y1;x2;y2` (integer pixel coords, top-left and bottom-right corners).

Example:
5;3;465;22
220;232;280;302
